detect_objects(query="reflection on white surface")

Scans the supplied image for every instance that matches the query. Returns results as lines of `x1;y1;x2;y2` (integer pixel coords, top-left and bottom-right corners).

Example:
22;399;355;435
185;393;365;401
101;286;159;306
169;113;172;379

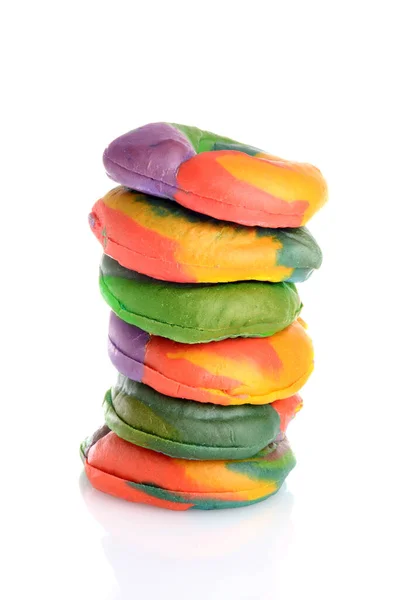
79;471;294;599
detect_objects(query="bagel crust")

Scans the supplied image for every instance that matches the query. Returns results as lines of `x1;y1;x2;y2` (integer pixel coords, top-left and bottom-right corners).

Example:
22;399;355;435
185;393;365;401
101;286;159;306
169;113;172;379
81;426;296;510
103;122;327;228
99;255;303;343
90;186;322;283
103;377;301;460
108;312;313;405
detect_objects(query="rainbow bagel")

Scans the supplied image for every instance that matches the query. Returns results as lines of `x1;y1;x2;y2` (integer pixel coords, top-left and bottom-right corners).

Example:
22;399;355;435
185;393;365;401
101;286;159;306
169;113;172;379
104;375;301;460
108;312;313;404
103;122;327;228
81;425;296;510
100;255;302;344
90;186;322;284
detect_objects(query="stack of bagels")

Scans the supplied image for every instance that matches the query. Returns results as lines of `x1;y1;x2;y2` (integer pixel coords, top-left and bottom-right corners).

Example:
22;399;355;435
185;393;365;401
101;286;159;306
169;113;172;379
81;123;327;511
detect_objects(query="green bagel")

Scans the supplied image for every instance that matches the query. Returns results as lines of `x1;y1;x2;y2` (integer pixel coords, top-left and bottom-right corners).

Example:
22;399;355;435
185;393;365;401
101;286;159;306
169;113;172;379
104;376;282;460
100;255;302;343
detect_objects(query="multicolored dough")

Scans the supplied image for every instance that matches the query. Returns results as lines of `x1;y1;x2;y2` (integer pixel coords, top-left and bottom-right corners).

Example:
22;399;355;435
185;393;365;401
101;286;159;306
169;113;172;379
100;255;302;343
104;375;302;460
81;425;296;510
90;186;322;283
108;313;313;404
103;123;327;228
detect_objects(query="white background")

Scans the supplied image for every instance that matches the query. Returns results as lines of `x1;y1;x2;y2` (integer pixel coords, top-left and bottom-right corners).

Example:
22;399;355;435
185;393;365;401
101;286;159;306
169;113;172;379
1;1;399;599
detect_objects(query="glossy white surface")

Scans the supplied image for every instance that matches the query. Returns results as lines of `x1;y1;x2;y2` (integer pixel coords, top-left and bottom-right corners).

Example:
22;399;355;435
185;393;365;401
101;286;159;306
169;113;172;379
2;2;399;598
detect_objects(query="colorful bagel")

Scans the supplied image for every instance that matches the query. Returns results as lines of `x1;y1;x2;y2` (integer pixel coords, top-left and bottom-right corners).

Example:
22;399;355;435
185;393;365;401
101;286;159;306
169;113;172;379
81;425;296;510
90;186;322;284
100;255;302;344
108;312;313;405
104;376;301;460
103;122;327;228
